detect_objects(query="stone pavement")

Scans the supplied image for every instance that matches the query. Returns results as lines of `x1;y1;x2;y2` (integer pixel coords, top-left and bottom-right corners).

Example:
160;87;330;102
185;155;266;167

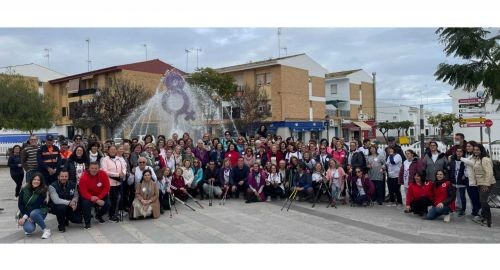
0;167;499;243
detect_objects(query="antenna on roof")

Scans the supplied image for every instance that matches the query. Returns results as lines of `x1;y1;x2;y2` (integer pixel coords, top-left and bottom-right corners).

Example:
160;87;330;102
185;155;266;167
277;28;282;58
281;47;288;56
85;38;91;71
143;44;148;60
44;48;51;68
184;48;192;73
194;48;202;70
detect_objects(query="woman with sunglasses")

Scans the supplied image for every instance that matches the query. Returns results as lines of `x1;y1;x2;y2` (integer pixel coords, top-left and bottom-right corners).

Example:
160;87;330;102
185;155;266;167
243;148;256;167
424;170;455;222
348;167;374;206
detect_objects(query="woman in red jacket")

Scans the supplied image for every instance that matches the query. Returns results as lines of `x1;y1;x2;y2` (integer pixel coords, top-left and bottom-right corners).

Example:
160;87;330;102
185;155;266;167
405;171;434;216
225;143;241;167
424;170;456;222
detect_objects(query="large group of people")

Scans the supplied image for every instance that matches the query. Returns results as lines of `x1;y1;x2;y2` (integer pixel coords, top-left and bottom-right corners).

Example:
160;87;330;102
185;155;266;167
7;128;497;239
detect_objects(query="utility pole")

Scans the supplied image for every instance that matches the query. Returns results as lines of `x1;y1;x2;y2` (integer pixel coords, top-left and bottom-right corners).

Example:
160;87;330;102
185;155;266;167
277;28;282;58
281;47;288;56
184;48;192;73
194;48;202;70
143;44;148;60
44;48;51;68
372;72;377;122
85;38;91;71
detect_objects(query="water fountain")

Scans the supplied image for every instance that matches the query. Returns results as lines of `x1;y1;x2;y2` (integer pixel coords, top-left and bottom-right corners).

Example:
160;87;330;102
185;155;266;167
113;69;238;140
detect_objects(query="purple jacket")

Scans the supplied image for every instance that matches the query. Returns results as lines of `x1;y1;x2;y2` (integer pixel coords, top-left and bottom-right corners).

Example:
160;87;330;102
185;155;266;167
193;147;209;166
398;157;425;185
248;170;268;201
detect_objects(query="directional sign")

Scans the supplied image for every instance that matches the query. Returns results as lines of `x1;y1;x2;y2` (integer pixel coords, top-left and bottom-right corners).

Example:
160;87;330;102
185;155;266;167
465;123;485;127
459;108;484;113
459;98;484;104
459;103;484;108
463;117;485;123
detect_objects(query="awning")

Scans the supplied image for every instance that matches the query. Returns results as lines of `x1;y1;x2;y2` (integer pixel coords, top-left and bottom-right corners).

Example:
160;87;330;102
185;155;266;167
269;121;326;132
352;121;372;131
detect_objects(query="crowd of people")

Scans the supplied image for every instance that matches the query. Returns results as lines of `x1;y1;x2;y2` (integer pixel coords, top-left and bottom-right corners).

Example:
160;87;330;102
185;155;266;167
7;126;497;239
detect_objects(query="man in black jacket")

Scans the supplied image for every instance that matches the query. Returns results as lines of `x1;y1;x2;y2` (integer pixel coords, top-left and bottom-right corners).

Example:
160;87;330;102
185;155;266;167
231;157;249;199
315;145;333;170
49;170;82;232
346;141;366;176
203;161;222;198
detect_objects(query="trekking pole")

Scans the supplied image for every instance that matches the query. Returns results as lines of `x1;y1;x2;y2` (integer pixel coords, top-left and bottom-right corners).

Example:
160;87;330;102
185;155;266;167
173;195;196;211
186;192;204;209
219;186;229;205
167;193;173;218
209;180;213;206
311;181;325;208
286;188;298;212
170;193;178;214
281;188;296;211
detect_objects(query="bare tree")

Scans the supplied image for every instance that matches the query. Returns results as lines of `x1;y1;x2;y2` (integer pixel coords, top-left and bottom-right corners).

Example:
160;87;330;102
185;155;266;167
232;84;271;134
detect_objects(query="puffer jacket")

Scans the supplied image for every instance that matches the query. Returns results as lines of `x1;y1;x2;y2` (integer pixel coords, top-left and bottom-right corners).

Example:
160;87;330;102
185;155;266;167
461;156;496;186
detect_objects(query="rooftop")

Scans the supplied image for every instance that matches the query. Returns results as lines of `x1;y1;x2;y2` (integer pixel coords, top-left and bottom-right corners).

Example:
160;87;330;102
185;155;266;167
49;59;185;84
325;69;362;78
215;53;306;72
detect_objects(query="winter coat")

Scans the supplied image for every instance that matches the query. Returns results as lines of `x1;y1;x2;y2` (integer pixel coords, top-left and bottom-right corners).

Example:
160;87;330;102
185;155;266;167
18;186;49;217
209;150;225;167
461;156;496;187
8;154;24;177
405;181;434;207
135;179;161;219
422;151;448;182
248;170;268;201
448;157;467;186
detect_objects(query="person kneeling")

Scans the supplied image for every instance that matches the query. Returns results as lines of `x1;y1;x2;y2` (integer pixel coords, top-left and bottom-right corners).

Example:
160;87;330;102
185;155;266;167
405;171;433;216
348;167;374;206
78;162;110;229
246;163;267;203
17;173;51;239
424;170;456;222
130;169;160;219
291;163;314;202
49;170;82;232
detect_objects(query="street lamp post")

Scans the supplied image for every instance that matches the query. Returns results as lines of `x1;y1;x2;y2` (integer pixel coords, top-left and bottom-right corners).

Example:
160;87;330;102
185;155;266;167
325;115;330;141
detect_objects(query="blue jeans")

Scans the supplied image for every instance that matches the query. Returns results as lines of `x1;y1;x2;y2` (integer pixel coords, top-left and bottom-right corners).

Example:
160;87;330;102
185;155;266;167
23;209;47;234
426;205;450;220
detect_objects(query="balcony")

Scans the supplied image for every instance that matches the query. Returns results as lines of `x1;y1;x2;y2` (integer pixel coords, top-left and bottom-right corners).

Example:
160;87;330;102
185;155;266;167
68;88;97;98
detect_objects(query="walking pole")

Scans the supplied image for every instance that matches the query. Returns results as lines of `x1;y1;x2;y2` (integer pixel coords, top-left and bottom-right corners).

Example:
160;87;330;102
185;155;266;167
286;188;298;212
167;193;173;218
186;192;204;209
281;188;295;211
173;195;196;211
209;180;213;206
219;186;229;205
170;193;178;214
311;181;324;208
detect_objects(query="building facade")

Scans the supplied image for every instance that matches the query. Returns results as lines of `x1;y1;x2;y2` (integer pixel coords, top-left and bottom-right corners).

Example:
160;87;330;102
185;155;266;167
47;59;184;140
324;69;376;142
215;53;329;142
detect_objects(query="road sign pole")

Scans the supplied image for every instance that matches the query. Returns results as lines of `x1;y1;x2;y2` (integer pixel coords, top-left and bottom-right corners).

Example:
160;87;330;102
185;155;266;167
487;127;492;155
480;126;483;144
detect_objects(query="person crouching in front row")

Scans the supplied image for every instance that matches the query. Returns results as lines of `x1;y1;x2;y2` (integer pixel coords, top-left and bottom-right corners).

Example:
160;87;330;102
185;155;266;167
49;170;82;232
130;169;160;220
348;167;374;206
78;162;110;229
246;162;267;203
291;163;314;202
424;170;456;222
404;171;434;216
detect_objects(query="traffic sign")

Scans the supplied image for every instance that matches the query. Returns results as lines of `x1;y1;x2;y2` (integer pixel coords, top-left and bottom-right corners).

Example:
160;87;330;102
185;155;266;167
485;119;493;127
459;98;484;104
463;117;485;123
465;123;485;127
459;103;484;108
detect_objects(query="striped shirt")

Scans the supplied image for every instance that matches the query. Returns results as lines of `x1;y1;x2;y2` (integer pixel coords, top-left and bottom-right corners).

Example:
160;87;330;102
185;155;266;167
22;145;39;171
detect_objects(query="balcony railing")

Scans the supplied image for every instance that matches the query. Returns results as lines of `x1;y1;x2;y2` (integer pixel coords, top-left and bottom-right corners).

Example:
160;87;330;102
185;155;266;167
68;88;97;98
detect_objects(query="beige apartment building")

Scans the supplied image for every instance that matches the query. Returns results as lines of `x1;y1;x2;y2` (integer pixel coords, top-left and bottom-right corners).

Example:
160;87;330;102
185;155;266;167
216;53;329;142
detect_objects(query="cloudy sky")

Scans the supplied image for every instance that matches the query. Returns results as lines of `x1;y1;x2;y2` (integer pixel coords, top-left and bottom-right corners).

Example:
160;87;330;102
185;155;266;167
0;28;467;112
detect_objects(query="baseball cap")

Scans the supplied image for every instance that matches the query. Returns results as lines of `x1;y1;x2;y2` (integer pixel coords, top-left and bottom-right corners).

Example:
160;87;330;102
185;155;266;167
46;134;54;141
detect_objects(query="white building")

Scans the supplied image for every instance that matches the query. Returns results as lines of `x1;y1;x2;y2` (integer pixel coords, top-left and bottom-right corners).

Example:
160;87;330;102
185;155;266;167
376;101;439;143
450;87;500;144
0;63;66;137
324;69;377;142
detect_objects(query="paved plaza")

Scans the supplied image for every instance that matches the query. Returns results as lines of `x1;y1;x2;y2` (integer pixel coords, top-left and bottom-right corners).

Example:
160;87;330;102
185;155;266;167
0;168;499;243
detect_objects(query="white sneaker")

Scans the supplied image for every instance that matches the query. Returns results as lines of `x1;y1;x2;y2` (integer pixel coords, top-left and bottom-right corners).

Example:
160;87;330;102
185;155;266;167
443;214;451;223
41;228;51;239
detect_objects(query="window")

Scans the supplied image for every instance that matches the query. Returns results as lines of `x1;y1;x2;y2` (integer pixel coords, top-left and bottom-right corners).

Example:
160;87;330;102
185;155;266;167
425;128;429;136
93;79;98;89
265;73;272;84
61;107;67;117
330;84;337;95
38;81;43;87
409;128;415;136
256;74;265;86
392;116;397;120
